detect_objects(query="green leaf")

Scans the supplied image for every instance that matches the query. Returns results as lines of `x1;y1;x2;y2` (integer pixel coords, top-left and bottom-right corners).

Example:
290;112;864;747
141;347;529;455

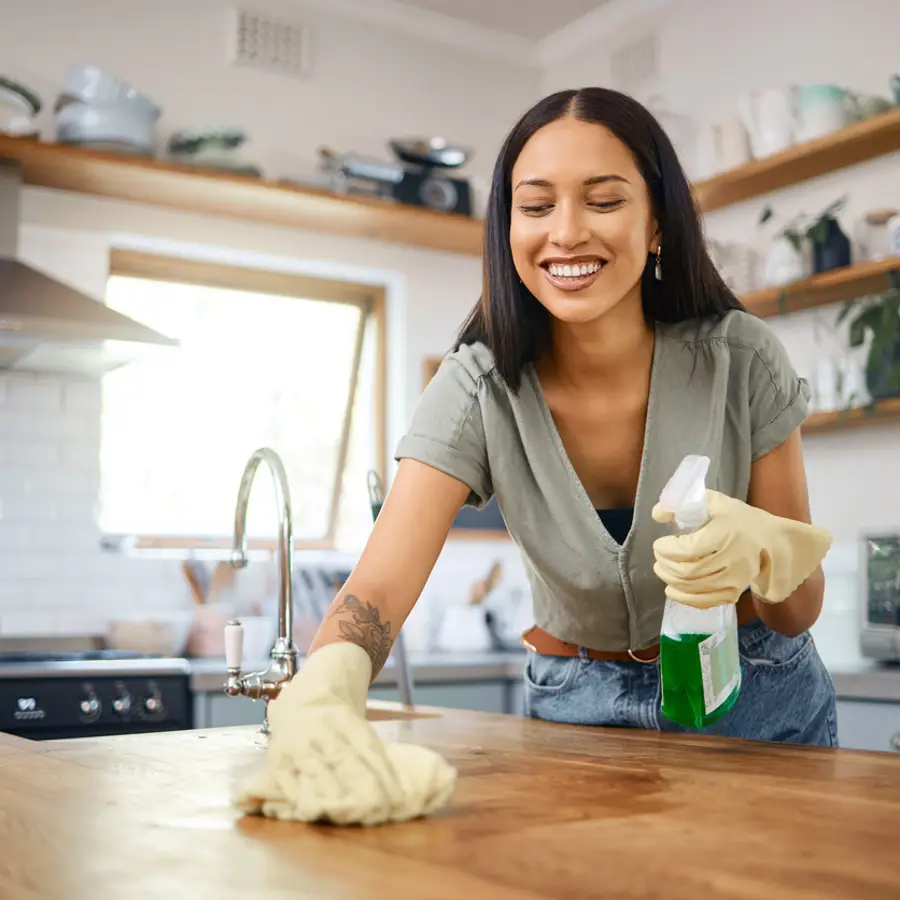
836;300;857;324
848;317;868;347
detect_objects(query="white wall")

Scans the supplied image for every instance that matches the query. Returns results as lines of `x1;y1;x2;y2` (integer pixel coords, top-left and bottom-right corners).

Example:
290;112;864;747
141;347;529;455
543;0;900;547
0;0;539;637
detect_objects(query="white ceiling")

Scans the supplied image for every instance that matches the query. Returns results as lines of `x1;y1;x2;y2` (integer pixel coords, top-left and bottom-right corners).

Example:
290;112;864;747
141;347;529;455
292;0;665;68
394;0;614;41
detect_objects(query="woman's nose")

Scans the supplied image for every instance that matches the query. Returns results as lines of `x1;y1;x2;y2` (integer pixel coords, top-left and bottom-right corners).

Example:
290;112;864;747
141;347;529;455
549;202;591;249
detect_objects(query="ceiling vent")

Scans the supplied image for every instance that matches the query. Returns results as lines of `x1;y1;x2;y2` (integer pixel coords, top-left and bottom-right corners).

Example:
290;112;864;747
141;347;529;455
229;8;311;78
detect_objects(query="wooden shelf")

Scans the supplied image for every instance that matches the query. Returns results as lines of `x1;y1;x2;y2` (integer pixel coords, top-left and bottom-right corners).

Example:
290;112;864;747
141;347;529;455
743;255;900;318
803;397;900;435
5;109;900;255
0;135;484;257
694;107;900;213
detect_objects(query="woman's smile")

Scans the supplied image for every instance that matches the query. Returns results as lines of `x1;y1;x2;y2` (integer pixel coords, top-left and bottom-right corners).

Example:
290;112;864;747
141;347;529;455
540;255;607;292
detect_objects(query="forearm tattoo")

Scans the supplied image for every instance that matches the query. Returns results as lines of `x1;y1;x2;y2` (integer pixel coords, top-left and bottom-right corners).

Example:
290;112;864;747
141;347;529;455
328;594;394;678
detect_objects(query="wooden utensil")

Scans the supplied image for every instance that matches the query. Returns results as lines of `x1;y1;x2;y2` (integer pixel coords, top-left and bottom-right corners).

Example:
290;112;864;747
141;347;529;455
181;560;207;606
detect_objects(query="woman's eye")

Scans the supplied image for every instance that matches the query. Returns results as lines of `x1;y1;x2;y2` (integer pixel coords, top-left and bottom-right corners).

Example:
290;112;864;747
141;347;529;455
589;200;624;211
517;204;552;215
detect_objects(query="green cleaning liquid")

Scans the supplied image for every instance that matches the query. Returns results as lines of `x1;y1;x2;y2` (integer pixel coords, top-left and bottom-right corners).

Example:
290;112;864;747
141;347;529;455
660;631;741;729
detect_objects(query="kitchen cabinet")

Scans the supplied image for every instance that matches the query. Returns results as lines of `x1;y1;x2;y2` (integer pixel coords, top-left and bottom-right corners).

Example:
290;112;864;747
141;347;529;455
368;680;511;714
836;699;900;752
195;692;266;729
194;676;525;728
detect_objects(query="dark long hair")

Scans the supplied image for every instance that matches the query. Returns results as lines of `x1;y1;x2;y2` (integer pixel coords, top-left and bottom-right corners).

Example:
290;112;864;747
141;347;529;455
455;87;744;390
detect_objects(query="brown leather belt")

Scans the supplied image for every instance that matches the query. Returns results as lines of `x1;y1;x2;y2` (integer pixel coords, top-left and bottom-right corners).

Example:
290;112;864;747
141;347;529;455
521;625;660;664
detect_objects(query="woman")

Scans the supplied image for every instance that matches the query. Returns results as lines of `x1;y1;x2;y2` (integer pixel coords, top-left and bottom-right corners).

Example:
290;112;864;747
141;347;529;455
236;88;835;825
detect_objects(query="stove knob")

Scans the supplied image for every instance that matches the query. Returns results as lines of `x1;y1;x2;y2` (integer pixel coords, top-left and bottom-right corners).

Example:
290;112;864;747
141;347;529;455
143;694;165;717
112;690;133;716
79;691;101;722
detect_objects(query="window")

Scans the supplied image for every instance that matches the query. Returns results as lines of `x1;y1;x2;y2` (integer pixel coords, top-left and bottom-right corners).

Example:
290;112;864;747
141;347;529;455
100;251;385;552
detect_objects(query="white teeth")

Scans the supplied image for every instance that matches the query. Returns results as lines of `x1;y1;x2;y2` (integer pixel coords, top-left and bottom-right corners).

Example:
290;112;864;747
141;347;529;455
547;261;602;278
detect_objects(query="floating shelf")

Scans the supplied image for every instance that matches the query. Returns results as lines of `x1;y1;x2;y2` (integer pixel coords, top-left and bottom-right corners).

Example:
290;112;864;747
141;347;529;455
5;110;900;255
694;107;900;213
803;397;900;435
0;135;484;257
743;255;900;318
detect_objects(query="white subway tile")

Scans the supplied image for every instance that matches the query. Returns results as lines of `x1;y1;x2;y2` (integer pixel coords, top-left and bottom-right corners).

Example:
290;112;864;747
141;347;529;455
63;381;102;415
30;412;66;439
5;378;63;412
0;411;35;436
54;613;107;637
0;583;26;610
0;523;30;550
27;581;86;608
26;524;99;552
59;439;100;468
2;437;59;465
60;409;100;440
0;613;57;637
0;552;60;580
53;496;96;524
0;494;59;522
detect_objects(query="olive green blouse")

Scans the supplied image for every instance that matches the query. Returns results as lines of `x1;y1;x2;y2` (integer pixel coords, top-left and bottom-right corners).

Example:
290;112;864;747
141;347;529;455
394;311;809;651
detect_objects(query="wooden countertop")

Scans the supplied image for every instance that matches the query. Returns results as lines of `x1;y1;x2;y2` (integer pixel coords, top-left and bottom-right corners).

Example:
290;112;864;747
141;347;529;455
2;706;900;899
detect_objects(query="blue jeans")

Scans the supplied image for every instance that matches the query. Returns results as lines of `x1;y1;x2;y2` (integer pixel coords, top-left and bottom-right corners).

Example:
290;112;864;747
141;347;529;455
522;618;838;746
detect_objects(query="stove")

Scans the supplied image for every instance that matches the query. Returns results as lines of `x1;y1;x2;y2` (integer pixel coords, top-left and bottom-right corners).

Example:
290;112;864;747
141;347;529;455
0;650;193;740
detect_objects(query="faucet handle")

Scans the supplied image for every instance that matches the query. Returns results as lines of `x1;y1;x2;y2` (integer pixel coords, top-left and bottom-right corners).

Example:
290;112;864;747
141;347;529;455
225;619;244;671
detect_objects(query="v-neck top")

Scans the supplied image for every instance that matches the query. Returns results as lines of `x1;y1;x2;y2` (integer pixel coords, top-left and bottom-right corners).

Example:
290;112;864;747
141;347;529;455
395;310;810;651
596;508;634;546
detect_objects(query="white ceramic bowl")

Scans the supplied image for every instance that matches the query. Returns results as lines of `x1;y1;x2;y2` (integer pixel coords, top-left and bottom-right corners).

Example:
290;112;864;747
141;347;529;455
106;612;193;657
62;64;160;120
55;101;156;153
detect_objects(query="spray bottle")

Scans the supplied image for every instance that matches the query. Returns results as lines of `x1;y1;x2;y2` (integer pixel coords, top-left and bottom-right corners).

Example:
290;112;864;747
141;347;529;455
657;454;741;728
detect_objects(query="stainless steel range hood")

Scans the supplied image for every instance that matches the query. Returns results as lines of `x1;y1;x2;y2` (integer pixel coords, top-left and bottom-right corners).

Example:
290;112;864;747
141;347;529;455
0;161;178;377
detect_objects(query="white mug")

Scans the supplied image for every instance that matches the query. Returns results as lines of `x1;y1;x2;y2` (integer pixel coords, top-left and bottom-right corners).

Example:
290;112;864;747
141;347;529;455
887;214;900;255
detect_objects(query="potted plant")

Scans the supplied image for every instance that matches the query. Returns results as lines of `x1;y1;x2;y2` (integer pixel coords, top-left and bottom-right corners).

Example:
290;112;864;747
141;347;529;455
759;195;851;277
805;195;851;273
837;281;900;400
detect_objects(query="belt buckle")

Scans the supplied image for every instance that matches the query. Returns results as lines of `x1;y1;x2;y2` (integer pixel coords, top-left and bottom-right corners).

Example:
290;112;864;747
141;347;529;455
520;626;538;653
627;648;660;665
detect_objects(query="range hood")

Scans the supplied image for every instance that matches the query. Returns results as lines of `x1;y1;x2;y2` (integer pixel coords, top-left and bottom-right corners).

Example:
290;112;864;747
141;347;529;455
0;161;178;377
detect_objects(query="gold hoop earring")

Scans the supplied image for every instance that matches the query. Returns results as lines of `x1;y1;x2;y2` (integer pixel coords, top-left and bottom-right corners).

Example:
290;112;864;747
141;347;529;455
655;246;662;281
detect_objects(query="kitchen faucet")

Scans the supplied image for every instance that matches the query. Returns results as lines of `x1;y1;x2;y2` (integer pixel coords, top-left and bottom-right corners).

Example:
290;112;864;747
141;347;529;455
223;447;299;730
222;448;416;732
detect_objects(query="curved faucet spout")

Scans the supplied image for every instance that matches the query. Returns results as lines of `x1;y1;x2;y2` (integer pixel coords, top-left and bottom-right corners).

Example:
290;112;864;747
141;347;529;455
232;447;295;647
226;448;300;726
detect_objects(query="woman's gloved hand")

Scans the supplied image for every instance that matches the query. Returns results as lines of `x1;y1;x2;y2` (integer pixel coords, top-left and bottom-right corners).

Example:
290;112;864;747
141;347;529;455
232;641;457;826
651;489;832;609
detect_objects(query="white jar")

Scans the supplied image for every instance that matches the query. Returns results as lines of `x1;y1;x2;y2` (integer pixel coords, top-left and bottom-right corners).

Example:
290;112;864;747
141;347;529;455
887;214;900;256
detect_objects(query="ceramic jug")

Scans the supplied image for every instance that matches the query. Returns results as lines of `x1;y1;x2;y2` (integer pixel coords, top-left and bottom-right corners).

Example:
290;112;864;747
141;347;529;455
763;235;806;288
796;84;857;141
738;88;797;158
695;118;751;178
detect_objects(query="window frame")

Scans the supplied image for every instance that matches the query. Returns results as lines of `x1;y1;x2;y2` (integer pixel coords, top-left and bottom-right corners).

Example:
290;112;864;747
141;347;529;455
105;249;387;553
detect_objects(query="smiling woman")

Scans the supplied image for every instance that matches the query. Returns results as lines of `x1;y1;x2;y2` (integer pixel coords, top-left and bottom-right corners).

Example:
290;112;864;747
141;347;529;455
241;86;837;829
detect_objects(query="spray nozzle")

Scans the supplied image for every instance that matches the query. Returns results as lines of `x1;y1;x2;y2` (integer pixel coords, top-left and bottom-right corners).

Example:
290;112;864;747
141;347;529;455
658;454;711;533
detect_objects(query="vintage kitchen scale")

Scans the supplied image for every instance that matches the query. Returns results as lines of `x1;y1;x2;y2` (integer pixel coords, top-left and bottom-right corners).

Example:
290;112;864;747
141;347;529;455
313;136;474;216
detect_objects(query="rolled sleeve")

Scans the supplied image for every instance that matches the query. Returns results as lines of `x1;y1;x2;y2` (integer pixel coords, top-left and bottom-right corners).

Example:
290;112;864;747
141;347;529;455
748;328;810;461
394;357;492;507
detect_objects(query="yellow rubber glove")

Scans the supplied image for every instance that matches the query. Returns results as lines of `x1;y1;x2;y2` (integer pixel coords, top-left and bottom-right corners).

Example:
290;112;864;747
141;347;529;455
651;489;832;609
233;642;457;826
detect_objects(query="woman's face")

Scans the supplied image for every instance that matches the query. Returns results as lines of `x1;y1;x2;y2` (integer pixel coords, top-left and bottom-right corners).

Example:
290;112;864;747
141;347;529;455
509;116;659;326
